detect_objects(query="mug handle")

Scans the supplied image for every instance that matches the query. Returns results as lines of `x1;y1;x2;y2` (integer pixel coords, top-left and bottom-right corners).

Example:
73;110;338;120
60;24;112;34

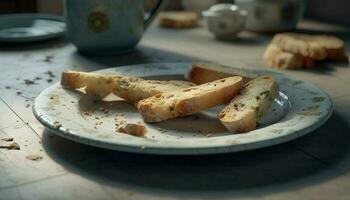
144;0;168;29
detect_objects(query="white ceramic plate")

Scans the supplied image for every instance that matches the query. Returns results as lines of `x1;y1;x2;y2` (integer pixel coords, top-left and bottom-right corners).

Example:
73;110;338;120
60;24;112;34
33;63;332;155
0;14;65;43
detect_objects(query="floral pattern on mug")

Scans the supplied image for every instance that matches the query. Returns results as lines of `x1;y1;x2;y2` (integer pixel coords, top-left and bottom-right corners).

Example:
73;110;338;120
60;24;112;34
87;10;109;32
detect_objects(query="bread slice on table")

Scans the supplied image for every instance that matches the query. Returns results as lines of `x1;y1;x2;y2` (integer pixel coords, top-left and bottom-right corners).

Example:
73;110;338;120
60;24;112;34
264;43;315;69
272;33;327;60
218;76;278;133
137;76;243;122
185;63;257;84
272;33;344;60
158;11;199;28
312;35;345;60
61;71;195;104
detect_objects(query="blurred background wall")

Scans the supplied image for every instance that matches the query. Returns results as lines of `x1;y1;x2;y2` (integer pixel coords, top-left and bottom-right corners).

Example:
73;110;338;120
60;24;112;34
0;0;349;25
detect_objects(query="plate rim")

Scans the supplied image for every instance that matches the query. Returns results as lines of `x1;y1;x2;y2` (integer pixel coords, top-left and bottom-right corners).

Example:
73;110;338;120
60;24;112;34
0;13;65;43
33;62;333;155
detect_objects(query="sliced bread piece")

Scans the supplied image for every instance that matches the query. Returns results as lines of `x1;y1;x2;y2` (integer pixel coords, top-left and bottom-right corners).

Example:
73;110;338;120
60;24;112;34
61;71;196;103
158;11;199;28
264;43;315;69
272;33;344;60
272;33;327;60
137;76;243;122
185;63;256;84
218;76;278;133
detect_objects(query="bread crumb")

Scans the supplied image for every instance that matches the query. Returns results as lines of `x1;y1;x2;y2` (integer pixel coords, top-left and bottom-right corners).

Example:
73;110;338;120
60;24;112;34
117;123;147;137
0;142;20;150
25;154;43;161
1;137;13;142
53;121;62;129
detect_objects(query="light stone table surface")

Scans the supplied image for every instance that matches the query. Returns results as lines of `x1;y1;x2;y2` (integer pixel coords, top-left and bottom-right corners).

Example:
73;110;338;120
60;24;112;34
0;19;350;200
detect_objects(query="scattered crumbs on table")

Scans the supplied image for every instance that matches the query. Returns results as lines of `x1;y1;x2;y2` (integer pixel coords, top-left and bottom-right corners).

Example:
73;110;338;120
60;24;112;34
1;137;13;142
94;126;98;129
38;141;42;144
53;121;62;129
5;86;11;89
44;70;56;78
272;108;276;112
39;149;43;152
24;79;36;85
71;101;75;103
25;154;43;161
34;77;42;80
43;55;55;63
16;91;22;95
0;142;20;150
25;104;30;108
47;79;53;83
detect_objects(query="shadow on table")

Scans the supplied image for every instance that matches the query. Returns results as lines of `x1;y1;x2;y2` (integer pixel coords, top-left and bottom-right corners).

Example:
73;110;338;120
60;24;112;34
67;45;208;71
41;112;350;198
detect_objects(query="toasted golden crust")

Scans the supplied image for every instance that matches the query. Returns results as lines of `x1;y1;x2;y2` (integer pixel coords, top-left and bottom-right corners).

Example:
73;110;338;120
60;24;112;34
159;11;198;28
185;63;255;84
137;76;243;122
219;76;278;133
61;71;195;103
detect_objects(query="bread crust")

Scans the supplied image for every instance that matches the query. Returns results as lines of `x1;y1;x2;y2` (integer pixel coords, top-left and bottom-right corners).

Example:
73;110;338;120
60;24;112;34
185;63;256;84
159;11;198;28
61;71;195;103
272;33;344;60
137;76;243;122
264;44;315;69
218;76;278;133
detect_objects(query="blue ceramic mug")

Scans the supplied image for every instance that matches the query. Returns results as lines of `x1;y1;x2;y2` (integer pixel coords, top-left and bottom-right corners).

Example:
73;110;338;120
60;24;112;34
65;0;167;54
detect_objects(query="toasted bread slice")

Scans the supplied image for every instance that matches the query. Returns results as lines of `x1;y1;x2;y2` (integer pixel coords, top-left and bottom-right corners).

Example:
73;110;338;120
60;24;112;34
272;33;344;60
185;63;256;84
159;11;199;28
272;33;327;60
264;43;315;69
61;71;196;103
137;76;243;122
218;76;278;133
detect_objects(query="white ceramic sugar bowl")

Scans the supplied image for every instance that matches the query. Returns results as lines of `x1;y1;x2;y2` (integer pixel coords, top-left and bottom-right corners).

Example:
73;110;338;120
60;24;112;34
202;4;247;39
